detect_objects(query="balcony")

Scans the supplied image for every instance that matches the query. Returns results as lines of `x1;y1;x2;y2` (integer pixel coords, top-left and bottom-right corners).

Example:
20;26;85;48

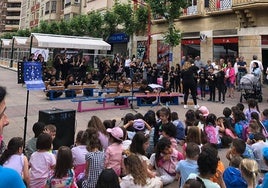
181;1;202;19
205;0;233;15
233;0;268;9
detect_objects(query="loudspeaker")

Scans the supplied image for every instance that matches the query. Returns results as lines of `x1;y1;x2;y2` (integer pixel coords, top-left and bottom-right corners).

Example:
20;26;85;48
38;109;76;150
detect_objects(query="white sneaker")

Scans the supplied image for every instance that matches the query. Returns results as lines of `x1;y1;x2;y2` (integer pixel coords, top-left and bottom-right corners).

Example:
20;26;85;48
184;105;188;109
194;105;200;109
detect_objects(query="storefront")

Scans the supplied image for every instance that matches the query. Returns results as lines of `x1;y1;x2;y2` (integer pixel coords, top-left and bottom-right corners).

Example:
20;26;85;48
107;33;129;56
213;37;238;62
181;38;200;58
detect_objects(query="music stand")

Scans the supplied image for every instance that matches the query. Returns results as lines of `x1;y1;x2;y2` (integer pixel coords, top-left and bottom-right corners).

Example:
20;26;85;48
148;84;163;107
23;62;45;150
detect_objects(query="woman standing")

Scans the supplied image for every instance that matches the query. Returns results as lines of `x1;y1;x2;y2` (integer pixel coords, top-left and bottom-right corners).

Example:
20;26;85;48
181;61;199;109
224;61;236;99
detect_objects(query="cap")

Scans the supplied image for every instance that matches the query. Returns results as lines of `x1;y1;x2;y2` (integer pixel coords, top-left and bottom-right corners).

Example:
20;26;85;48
199;106;209;117
133;119;145;131
107;127;123;141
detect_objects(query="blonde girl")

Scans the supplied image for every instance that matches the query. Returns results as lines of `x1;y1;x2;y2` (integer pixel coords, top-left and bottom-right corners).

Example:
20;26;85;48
240;158;259;188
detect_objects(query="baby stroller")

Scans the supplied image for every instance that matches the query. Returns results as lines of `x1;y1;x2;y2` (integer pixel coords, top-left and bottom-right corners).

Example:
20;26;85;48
239;73;262;102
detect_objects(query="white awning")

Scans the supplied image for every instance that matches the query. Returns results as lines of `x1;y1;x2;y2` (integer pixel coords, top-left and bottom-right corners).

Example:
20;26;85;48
1;39;11;47
27;33;111;50
13;37;28;48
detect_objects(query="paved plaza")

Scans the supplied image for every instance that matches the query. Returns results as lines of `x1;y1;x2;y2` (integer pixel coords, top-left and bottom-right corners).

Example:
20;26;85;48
1;66;268;187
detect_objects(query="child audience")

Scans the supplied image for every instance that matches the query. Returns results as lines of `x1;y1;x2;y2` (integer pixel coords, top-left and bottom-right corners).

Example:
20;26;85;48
0;137;30;186
176;142;200;188
19;108;268;188
29;133;56;188
45;146;77;188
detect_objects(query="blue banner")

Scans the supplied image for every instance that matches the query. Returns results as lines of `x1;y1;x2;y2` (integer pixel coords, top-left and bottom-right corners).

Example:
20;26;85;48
23;62;45;90
108;33;129;43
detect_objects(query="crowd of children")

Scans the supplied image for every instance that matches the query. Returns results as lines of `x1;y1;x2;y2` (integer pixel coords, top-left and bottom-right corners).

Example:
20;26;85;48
2;98;268;187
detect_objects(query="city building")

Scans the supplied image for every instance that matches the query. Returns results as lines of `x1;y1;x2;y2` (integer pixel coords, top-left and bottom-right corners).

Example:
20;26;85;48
0;0;21;33
132;0;268;67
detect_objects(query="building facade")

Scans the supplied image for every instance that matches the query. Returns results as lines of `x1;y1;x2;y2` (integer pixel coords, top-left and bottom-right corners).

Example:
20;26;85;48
0;0;21;33
133;0;268;69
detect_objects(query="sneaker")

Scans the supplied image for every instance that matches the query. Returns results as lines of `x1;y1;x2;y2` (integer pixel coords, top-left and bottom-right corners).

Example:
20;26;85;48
194;105;200;109
184;105;188;109
221;101;225;104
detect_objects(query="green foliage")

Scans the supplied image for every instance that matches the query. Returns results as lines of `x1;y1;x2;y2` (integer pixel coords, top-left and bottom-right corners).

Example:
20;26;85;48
113;2;136;35
146;0;187;47
1;32;14;39
58;20;72;35
69;15;88;36
87;11;103;38
135;5;149;33
47;21;60;34
16;29;31;37
39;21;49;33
103;10;119;39
164;25;181;47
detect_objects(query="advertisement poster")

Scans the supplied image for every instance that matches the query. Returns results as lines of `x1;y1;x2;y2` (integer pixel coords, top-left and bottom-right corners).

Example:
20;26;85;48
31;48;49;62
137;41;147;60
157;40;170;67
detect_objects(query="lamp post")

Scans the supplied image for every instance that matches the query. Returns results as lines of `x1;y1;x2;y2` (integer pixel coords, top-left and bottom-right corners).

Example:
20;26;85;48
133;0;151;60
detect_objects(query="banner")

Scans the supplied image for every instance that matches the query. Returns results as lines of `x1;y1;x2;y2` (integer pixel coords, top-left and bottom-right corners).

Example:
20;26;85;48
31;48;49;62
23;62;45;90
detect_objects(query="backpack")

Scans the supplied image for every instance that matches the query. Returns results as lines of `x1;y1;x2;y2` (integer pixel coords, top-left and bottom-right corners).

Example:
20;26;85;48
235;120;249;141
205;125;218;144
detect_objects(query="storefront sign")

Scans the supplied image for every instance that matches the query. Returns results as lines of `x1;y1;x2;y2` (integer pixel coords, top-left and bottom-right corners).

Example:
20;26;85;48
108;33;129;44
181;39;200;45
213;37;238;44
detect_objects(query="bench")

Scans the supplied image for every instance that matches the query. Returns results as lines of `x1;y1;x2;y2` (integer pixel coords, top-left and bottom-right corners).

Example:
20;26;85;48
71;94;131;112
134;92;182;106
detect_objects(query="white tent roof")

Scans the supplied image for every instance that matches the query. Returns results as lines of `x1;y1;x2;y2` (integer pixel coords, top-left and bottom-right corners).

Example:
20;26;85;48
13;37;28;48
27;33;111;50
1;39;11;47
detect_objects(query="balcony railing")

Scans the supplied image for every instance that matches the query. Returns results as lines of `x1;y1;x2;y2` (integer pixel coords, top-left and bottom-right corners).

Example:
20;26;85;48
183;5;198;16
233;0;268;7
206;0;232;12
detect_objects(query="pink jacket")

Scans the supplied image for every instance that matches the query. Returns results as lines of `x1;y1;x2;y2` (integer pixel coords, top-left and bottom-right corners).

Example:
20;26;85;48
225;67;236;84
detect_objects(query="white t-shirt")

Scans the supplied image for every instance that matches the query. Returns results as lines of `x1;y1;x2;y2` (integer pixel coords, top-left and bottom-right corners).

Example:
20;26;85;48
125;58;131;67
29;151;56;188
71;145;87;166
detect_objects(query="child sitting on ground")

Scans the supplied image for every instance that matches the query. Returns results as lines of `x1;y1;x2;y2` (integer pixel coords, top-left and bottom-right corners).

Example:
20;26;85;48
176;142;200;188
223;156;247;188
149;137;183;185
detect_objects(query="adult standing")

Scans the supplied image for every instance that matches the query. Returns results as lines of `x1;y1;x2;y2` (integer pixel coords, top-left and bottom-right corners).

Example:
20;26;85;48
225;61;236;99
0;86;26;188
181;61;199;109
237;56;247;90
194;56;204;69
250;55;263;74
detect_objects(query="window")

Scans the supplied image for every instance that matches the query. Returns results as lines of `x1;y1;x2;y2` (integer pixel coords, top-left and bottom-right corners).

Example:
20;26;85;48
45;2;50;14
65;0;71;7
51;1;57;13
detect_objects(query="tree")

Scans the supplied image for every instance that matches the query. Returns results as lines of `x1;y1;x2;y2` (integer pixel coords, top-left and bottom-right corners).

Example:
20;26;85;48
58;20;72;35
87;11;104;38
146;0;187;47
103;10;120;40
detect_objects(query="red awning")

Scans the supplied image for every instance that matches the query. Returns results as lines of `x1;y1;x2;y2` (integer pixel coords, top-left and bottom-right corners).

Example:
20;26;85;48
262;35;268;45
213;37;238;44
181;39;200;45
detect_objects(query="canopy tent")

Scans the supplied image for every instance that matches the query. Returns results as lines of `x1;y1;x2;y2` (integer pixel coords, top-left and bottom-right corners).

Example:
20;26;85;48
1;39;11;48
26;33;111;50
13;37;28;48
